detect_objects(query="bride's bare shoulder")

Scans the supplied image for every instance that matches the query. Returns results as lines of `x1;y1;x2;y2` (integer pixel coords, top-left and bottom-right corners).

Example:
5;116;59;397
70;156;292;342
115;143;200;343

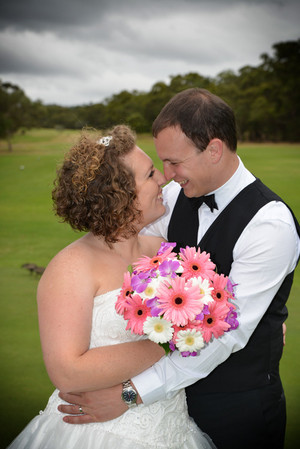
41;235;98;279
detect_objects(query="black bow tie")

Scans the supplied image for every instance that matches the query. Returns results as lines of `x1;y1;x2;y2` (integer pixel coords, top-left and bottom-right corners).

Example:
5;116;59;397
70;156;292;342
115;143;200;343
189;194;218;213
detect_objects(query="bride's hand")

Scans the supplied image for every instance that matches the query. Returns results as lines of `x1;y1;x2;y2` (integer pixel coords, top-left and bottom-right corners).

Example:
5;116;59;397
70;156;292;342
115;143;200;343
282;322;286;346
58;384;130;424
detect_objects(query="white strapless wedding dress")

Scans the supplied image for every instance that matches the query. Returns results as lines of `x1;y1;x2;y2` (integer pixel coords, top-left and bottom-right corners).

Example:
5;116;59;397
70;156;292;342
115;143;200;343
7;289;216;449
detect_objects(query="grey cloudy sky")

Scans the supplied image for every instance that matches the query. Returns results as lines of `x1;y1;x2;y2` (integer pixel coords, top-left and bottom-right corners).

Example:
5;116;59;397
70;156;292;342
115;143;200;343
0;0;299;106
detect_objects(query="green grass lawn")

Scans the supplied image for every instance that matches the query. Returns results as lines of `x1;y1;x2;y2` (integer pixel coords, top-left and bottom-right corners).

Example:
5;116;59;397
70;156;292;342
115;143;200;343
0;129;299;448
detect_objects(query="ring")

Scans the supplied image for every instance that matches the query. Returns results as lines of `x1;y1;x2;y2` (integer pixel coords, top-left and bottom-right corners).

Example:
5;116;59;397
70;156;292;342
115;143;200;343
78;406;84;415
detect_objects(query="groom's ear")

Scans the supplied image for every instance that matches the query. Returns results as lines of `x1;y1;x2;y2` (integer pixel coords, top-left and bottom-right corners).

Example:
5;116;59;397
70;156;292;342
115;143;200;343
207;138;223;164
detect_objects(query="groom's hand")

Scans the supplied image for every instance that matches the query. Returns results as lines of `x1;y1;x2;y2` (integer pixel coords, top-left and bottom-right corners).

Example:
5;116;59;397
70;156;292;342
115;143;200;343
58;383;141;424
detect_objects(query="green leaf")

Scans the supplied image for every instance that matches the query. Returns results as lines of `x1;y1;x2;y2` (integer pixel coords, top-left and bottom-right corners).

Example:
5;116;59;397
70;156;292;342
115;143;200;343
159;342;172;355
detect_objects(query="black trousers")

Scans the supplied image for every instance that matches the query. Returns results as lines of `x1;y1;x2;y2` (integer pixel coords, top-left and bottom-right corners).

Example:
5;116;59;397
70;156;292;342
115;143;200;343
186;378;286;449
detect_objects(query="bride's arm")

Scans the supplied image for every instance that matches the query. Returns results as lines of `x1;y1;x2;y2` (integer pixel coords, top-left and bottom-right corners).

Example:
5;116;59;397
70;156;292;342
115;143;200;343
37;247;164;394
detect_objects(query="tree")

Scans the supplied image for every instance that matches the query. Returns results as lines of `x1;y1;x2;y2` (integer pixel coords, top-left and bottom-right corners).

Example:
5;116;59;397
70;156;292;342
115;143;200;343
233;65;276;141
0;80;31;151
169;72;213;93
261;40;300;141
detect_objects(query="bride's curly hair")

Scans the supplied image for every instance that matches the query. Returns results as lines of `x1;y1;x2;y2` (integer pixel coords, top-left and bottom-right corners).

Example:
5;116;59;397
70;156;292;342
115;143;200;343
52;125;142;245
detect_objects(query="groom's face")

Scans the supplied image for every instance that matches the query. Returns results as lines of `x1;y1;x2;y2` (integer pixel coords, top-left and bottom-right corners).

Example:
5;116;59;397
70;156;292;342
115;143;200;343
154;126;215;198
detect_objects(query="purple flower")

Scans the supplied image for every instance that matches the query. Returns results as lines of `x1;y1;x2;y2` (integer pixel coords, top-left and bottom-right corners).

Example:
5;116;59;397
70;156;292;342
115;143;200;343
227;278;238;297
131;272;151;293
169;341;176;352
158;260;180;278
224;307;239;331
146;297;162;317
181;351;198;357
149;268;158;278
157;242;176;255
196;304;210;321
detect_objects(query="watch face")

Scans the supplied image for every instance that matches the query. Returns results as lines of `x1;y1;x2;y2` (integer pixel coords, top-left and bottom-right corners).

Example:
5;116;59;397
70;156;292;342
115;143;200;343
122;389;137;404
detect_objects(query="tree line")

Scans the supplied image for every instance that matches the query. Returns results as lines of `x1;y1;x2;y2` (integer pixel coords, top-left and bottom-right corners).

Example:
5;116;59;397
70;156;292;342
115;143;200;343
1;39;299;150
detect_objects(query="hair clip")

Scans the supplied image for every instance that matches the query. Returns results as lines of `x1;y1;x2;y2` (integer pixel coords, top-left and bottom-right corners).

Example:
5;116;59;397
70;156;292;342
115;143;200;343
97;136;113;146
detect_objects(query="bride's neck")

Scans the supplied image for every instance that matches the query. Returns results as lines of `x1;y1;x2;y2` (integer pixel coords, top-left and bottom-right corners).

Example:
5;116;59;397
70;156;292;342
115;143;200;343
85;232;142;264
111;235;143;261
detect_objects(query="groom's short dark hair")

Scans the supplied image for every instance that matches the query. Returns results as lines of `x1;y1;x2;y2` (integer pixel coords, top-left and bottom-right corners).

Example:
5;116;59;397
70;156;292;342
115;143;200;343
152;88;237;152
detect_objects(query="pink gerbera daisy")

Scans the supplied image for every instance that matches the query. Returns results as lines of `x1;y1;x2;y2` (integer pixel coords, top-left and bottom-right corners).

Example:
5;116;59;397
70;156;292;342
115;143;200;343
156;277;203;326
115;271;132;314
133;254;164;272
123;294;151;335
133;245;177;272
180;246;216;281
201;301;231;343
211;273;232;306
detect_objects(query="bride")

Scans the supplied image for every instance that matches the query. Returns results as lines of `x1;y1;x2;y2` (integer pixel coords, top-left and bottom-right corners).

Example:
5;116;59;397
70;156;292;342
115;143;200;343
7;125;216;449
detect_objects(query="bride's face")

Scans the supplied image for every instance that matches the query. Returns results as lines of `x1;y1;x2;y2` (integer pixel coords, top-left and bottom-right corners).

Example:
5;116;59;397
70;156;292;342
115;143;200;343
124;146;166;227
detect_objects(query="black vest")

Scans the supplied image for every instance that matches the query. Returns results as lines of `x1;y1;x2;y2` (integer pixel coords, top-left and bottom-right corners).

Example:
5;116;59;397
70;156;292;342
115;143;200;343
168;179;300;394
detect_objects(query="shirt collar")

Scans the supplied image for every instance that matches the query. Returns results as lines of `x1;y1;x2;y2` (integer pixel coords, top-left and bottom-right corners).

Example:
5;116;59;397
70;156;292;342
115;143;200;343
209;157;256;212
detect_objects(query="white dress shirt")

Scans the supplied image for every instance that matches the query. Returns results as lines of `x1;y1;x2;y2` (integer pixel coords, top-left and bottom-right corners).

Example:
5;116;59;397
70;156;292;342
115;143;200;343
134;157;300;404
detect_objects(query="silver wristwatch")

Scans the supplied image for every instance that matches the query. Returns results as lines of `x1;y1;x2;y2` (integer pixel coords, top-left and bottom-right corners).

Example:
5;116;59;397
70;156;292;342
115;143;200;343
121;380;138;408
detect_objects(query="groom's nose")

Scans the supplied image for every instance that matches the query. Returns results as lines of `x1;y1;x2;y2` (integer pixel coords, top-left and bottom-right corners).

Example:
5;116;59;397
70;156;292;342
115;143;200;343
163;163;175;182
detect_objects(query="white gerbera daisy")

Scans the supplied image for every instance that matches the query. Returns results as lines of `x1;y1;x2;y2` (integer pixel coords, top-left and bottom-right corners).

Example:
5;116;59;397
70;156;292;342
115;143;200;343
139;277;161;301
143;316;174;344
189;277;213;304
176;328;205;353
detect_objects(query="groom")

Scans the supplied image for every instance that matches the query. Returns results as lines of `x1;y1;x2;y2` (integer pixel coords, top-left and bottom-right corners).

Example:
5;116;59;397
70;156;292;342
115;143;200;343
59;89;300;449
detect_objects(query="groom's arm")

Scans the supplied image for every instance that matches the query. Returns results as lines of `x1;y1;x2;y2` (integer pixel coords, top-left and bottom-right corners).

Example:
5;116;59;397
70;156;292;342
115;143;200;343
58;318;288;424
59;203;297;423
133;203;299;406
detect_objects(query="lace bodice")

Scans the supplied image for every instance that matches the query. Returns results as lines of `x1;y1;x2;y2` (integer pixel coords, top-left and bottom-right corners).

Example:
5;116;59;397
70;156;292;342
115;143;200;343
89;288;146;348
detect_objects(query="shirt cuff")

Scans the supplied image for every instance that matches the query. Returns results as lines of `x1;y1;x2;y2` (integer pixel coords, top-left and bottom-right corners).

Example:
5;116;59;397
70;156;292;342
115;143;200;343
132;366;166;405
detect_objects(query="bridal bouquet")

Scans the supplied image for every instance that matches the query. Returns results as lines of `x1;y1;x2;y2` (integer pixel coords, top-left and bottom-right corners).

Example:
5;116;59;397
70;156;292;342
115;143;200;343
115;242;239;357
